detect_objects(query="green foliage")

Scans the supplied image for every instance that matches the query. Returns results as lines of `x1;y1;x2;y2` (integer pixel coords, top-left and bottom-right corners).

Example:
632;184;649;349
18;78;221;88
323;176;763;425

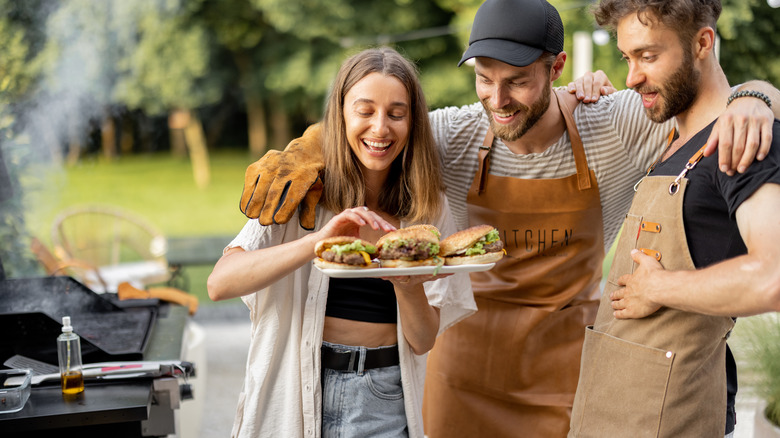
0;0;48;278
113;3;224;114
185;0;268;96
741;315;780;427
420;58;476;109
0;142;46;278
0;18;37;115
718;0;780;86
248;0;473;116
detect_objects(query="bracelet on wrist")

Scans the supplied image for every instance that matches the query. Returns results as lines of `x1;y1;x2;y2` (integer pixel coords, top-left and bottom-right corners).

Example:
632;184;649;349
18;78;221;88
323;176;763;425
727;90;772;108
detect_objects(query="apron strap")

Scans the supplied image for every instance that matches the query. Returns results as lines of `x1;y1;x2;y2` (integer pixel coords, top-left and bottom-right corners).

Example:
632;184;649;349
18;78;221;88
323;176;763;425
647;129;678;174
635;129;678;192
554;89;591;191
669;145;707;195
473;90;594;195
475;129;494;195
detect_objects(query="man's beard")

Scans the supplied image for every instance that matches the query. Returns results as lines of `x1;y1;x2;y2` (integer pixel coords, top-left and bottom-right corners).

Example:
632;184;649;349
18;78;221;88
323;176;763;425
481;83;551;142
637;48;700;123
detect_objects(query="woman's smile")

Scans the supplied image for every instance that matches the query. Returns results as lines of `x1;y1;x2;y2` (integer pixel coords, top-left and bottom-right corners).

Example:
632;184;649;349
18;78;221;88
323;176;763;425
344;72;410;176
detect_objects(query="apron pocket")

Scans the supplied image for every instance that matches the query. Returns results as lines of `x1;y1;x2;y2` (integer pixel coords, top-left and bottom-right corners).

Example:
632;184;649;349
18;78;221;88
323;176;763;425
571;326;673;438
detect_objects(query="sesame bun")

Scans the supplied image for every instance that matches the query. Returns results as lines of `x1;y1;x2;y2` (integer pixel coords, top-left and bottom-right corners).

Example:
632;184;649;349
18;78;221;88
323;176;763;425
439;224;495;256
402;224;441;239
443;251;504;266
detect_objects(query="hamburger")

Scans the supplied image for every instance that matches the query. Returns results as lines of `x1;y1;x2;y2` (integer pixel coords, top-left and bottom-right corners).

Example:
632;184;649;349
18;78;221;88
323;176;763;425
376;226;442;268
314;236;379;269
439;224;504;265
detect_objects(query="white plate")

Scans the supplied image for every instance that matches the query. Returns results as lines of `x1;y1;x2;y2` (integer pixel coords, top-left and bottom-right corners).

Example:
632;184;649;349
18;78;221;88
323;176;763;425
315;263;495;278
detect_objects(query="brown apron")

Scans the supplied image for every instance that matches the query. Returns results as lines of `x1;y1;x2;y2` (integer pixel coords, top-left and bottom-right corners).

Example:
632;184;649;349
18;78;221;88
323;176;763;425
569;143;734;437
424;90;604;437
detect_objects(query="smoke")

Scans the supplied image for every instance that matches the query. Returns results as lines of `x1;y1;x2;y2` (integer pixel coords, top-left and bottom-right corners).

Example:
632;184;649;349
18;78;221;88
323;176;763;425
23;1;138;163
0;0;174;276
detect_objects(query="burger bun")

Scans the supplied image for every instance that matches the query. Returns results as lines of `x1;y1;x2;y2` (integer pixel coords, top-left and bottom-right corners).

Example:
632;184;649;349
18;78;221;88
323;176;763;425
440;224;495;256
401;224;441;239
444;251;504;266
379;258;441;268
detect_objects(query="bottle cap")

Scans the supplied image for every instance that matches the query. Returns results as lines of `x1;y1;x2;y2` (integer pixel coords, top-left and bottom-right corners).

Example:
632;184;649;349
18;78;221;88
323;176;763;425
62;316;73;333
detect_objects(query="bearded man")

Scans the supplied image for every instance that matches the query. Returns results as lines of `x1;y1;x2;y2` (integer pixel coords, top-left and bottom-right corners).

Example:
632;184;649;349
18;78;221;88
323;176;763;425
237;0;780;435
569;1;780;437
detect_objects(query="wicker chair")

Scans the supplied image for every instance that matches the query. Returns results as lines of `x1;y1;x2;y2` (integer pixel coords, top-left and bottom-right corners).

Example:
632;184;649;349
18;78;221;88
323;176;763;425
50;205;174;293
30;236;109;291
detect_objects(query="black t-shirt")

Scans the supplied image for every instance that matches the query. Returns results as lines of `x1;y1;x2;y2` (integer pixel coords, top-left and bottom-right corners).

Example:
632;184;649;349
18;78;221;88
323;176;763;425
648;118;780;433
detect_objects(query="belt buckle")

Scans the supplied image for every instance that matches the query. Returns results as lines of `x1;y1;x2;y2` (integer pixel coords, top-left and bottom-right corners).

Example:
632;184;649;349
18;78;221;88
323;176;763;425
347;350;358;372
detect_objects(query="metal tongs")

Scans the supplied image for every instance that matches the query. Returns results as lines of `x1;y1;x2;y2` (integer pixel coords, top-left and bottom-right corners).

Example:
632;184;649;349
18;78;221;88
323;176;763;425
3;355;195;387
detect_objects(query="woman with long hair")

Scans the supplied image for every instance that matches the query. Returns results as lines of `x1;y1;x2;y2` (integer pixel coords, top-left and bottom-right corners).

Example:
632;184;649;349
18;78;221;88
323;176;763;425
208;47;475;438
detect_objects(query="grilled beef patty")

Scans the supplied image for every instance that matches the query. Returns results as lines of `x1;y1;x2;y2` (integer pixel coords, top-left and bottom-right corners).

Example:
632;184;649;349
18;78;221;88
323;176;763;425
483;241;504;253
322;250;368;266
379;243;435;261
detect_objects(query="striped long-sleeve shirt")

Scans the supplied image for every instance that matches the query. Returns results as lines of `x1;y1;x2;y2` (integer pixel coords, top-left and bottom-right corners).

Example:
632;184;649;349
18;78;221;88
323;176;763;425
429;89;675;253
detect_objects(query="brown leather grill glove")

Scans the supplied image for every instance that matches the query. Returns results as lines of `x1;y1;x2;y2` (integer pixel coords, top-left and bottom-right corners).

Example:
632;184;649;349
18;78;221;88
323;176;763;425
239;124;324;230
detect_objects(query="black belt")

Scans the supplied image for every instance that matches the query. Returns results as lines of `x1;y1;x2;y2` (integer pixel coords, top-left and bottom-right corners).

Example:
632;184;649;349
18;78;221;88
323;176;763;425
321;344;399;372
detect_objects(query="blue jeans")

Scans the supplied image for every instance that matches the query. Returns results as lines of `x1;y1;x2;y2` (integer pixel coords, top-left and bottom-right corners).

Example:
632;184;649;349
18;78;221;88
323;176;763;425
321;342;407;438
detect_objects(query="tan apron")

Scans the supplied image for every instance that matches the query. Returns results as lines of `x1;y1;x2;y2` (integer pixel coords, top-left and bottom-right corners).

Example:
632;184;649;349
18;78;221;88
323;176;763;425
569;143;735;437
424;90;604;437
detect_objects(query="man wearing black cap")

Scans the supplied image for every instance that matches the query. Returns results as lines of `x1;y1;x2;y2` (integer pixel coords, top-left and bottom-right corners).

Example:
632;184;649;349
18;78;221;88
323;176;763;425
235;0;780;435
422;1;675;435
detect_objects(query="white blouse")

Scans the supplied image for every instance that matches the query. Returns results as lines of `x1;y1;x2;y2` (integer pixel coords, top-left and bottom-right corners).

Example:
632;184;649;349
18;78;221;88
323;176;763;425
226;196;477;438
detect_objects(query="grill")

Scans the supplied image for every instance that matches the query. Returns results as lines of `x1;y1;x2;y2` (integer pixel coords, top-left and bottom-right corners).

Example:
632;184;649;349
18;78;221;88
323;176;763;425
0;148;156;367
0;276;156;365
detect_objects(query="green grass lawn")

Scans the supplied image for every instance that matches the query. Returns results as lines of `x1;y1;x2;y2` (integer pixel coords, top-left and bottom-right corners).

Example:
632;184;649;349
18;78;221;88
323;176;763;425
24;150;252;240
22;150;256;306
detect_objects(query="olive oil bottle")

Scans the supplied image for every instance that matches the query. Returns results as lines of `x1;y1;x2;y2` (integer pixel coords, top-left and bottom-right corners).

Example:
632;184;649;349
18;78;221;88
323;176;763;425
57;316;84;394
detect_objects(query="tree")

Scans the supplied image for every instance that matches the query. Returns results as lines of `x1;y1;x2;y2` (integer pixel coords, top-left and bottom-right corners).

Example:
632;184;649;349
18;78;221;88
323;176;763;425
718;0;780;86
251;0;475;127
182;0;271;158
0;0;50;277
112;2;224;188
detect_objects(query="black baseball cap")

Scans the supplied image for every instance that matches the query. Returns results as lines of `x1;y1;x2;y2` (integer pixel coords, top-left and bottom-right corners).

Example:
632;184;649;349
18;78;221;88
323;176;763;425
458;0;565;67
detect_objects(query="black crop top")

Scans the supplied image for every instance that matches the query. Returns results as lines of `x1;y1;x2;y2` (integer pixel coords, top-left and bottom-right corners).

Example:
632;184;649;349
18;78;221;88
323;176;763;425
325;277;397;324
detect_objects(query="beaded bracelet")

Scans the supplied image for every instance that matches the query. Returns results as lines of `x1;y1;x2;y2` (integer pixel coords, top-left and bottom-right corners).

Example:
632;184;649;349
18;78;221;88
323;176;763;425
727;90;772;108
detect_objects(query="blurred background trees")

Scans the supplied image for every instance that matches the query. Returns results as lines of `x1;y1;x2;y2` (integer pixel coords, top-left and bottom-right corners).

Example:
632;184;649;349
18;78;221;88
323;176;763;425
1;0;777;167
